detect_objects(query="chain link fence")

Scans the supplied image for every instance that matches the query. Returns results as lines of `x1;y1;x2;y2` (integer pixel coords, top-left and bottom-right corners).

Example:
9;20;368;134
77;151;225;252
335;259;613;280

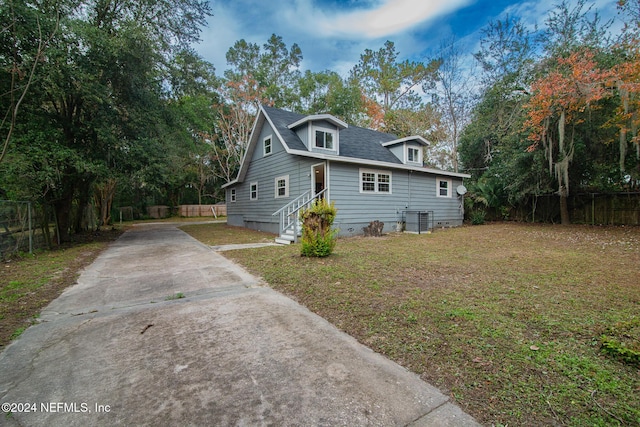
0;200;37;259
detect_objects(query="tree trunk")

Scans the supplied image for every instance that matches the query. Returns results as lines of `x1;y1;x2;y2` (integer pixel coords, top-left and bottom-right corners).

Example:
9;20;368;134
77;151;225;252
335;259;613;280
559;185;570;225
95;179;117;227
54;190;74;243
52;172;78;244
620;128;627;173
74;178;92;233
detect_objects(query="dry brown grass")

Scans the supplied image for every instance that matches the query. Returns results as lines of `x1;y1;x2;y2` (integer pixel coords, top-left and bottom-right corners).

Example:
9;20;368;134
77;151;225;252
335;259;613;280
191;222;640;426
179;223;276;245
3;221;637;425
0;229;123;348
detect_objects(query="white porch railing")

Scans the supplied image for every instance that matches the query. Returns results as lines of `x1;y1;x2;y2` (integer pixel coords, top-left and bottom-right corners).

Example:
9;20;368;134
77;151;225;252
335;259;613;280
272;189;327;243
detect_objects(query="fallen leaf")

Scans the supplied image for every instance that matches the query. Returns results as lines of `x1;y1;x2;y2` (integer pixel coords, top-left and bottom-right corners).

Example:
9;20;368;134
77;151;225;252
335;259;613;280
530;345;540;351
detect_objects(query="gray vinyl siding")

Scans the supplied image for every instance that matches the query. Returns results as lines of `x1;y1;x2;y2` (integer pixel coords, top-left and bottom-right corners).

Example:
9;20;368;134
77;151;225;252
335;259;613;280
328;162;402;236
228;156;465;235
327;162;464;236
406;174;465;227
388;145;405;163
226;117;466;236
226;122;319;233
294;125;310;149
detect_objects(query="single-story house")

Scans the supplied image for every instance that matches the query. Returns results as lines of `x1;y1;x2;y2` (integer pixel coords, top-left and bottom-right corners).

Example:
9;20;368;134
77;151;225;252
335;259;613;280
223;105;470;243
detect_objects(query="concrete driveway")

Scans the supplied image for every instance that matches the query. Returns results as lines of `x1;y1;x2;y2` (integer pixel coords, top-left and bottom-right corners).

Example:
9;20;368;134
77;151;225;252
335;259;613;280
0;223;480;426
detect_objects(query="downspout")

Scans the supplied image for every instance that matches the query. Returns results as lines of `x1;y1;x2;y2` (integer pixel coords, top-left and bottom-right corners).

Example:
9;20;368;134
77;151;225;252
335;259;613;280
408;170;412;208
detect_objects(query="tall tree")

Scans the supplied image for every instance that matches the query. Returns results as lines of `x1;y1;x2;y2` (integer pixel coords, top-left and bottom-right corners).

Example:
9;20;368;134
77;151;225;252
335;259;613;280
461;16;547;219
0;0;59;164
432;37;476;172
293;70;364;123
211;35;305;184
474;15;537;91
0;0;212;242
461;16;537;179
523;50;612;224
350;41;440;131
208;75;270;184
610;0;640;180
544;0;613;57
224;34;302;109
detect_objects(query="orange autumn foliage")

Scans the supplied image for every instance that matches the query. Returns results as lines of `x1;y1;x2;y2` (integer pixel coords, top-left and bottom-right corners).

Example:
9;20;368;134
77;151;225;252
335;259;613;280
362;95;385;131
610;39;640;146
523;50;613;151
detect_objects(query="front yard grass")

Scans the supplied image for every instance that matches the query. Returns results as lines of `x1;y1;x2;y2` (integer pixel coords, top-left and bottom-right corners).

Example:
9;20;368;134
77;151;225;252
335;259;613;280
0;228;123;348
185;222;640;426
179;222;276;245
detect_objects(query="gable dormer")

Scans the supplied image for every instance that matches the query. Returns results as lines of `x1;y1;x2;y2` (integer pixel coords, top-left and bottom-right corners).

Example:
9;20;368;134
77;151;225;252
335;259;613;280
287;114;348;154
381;136;429;165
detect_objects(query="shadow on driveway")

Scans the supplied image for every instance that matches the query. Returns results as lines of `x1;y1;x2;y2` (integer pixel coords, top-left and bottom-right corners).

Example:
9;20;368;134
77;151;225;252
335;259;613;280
0;223;479;426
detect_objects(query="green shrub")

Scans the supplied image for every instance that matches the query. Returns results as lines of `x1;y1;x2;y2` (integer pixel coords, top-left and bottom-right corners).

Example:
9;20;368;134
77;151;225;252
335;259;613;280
470;210;486;225
601;318;640;367
300;199;338;257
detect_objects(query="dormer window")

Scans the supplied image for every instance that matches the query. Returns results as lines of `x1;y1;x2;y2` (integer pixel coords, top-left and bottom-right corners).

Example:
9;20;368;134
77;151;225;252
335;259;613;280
407;147;421;163
314;127;335;150
381;136;429;164
287;114;346;153
263;135;272;156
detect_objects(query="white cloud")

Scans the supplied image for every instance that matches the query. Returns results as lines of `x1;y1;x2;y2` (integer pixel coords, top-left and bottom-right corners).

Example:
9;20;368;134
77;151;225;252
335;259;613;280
193;0;484;76
286;0;473;39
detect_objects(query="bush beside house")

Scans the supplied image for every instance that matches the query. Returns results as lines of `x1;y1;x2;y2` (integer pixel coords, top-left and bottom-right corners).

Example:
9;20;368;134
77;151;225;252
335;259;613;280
300;199;338;257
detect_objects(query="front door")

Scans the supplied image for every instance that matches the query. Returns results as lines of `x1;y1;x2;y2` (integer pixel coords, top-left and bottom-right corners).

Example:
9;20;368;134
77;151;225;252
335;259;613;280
312;163;326;197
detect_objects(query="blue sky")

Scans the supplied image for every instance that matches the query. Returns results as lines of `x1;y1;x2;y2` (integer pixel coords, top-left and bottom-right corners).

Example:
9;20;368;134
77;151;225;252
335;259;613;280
194;0;621;77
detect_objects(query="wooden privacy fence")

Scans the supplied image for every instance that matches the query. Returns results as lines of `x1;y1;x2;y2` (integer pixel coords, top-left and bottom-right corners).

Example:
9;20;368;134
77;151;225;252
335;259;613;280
476;192;640;225
146;205;171;219
570;192;640;225
178;204;227;218
145;204;227;219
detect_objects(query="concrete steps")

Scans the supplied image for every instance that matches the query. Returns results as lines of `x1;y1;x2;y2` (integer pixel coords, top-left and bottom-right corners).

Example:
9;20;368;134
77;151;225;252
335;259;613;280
275;228;300;245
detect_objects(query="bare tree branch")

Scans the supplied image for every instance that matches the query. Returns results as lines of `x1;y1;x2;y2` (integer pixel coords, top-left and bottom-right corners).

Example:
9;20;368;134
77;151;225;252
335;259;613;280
1;7;59;163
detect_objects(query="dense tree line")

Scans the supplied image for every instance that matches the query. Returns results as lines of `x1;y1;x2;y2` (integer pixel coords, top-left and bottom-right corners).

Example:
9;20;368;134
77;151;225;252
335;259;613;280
1;0;638;244
1;0;215;243
460;0;640;224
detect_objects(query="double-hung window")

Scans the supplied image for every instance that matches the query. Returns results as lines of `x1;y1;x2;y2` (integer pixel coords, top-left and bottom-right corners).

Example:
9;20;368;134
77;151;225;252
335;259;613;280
263;136;272;156
377;173;390;193
229;188;236;203
360;169;391;194
250;182;258;200
437;178;451;198
362;172;376;192
274;175;289;198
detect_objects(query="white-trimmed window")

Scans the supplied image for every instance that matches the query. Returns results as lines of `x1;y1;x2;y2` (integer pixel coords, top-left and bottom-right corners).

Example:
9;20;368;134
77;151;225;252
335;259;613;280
263;136;272;156
275;175;289;198
229;188;236;203
407;147;421;164
314;127;336;150
360;169;391;194
250;182;258;200
437;178;451;198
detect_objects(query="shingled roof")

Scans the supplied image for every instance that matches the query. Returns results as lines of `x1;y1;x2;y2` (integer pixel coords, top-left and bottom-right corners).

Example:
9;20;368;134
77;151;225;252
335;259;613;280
262;105;403;164
224;105;470;188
